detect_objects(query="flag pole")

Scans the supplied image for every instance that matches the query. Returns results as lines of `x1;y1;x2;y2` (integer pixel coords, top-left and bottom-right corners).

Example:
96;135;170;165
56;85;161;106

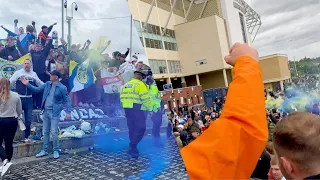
130;15;133;59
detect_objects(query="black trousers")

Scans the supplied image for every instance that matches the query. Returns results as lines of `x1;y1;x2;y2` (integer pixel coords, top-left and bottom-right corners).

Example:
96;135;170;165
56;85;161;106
151;110;162;138
124;108;146;149
0;117;18;162
34;72;47;109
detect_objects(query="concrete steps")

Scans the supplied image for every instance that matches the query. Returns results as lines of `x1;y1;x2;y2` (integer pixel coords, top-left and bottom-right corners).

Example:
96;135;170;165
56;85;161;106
10;108;169;159
14;117;127;142
12;126;168;159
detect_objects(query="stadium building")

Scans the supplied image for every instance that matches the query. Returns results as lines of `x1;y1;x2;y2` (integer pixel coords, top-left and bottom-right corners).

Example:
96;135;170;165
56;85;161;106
128;0;290;107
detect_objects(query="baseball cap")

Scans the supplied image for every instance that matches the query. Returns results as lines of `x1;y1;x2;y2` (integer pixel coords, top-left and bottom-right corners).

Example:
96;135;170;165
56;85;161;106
41;25;48;29
112;51;121;57
177;125;184;129
50;70;61;79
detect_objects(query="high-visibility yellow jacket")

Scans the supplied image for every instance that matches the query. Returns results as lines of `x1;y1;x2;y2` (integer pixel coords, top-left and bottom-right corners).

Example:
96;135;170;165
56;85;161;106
120;78;153;112
181;56;268;179
149;82;161;113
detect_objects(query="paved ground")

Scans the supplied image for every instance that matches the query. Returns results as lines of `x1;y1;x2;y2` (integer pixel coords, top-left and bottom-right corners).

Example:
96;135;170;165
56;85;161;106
3;135;189;180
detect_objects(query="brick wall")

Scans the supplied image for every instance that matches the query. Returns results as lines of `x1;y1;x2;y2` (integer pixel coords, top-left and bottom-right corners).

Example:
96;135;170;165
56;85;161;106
160;86;204;109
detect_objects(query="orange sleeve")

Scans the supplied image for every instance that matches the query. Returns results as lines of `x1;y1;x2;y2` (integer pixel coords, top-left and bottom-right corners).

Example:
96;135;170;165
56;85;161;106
180;56;268;180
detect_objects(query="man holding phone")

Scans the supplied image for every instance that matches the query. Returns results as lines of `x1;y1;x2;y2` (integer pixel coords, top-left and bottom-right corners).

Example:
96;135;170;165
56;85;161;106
20;70;71;159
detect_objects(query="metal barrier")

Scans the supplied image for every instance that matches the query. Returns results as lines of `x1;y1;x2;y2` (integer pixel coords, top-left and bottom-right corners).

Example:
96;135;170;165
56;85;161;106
202;87;228;107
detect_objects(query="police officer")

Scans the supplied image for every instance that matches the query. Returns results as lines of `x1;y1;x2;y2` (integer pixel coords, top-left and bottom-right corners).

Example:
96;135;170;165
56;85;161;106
120;70;154;158
145;69;162;140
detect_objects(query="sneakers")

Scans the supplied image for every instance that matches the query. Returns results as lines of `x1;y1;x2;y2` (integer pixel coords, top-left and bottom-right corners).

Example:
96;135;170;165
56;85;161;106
1;159;12;177
35;150;49;158
53;151;60;159
36;150;59;159
23;138;32;143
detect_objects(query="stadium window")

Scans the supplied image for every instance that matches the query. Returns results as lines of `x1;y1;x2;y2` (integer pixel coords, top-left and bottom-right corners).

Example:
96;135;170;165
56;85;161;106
155;26;161;35
149;60;157;74
167;60;173;73
152;25;158;34
145;38;151;48
169;42;173;51
164;41;168;50
239;13;247;43
175;61;181;73
169;30;175;38
147;24;153;34
163;42;178;51
159;66;166;74
159;41;163;49
161;27;164;35
150;39;155;48
172;43;177;51
154;40;160;49
167;30;171;37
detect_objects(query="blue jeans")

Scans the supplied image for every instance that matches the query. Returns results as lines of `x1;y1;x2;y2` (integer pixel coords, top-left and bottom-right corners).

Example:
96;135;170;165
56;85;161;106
21;97;33;138
42;109;60;152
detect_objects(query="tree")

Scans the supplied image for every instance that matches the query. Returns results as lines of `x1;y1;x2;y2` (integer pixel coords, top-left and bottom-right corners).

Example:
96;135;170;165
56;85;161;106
289;56;320;77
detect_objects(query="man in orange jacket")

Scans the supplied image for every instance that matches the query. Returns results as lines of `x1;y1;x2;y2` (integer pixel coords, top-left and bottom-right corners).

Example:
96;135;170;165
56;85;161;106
181;43;268;179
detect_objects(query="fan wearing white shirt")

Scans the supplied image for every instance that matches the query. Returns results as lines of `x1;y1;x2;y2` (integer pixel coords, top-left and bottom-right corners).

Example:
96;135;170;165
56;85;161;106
9;59;44;142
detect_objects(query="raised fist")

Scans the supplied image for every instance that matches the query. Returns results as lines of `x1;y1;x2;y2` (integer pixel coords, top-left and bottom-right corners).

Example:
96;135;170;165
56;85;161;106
14;19;18;24
32;21;35;26
224;43;259;66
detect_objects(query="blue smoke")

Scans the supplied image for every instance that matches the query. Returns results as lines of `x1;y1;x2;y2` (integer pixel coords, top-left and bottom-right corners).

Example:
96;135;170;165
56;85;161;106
94;132;171;179
280;86;319;113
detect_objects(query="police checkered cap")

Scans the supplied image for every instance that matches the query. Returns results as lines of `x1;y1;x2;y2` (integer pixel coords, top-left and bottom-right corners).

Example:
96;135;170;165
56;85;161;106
134;70;147;78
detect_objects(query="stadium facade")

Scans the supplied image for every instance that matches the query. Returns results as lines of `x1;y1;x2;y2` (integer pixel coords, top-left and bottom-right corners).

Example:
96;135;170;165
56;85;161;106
128;0;290;107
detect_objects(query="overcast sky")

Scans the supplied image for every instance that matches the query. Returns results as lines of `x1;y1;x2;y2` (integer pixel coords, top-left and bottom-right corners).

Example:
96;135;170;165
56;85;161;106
1;0;319;62
0;0;148;64
250;0;320;61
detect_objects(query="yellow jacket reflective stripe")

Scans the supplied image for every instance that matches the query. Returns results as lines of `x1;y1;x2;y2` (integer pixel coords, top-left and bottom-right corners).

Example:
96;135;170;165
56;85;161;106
149;82;161;112
120;78;153;111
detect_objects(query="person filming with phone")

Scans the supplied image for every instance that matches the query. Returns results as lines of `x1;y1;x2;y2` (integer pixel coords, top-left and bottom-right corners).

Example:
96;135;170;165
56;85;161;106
20;70;71;159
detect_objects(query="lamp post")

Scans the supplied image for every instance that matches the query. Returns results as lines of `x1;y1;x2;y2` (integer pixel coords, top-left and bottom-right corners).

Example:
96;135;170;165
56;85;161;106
62;0;64;39
64;0;78;50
